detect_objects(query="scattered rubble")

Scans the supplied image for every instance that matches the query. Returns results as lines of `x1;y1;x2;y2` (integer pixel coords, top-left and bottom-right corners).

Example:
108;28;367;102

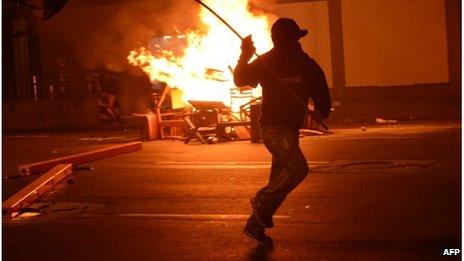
375;117;398;124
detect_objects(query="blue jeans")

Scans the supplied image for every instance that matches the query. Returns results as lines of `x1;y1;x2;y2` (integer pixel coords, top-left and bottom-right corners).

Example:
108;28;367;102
255;124;309;220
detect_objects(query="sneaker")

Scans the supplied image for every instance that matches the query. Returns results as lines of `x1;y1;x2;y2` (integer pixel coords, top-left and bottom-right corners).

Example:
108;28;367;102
251;197;274;228
243;214;273;244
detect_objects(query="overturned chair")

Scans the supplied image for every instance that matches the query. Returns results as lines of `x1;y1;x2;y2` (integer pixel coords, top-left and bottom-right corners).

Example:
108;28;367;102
183;101;250;144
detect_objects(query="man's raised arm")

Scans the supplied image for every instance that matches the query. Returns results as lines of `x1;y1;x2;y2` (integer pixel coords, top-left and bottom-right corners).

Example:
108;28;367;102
233;36;259;87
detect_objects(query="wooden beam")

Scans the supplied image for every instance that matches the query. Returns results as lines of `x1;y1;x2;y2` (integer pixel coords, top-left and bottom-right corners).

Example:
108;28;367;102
3;164;72;217
18;142;142;175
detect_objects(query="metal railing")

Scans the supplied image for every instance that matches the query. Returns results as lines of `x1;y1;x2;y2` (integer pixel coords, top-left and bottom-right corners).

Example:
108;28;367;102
5;71;104;101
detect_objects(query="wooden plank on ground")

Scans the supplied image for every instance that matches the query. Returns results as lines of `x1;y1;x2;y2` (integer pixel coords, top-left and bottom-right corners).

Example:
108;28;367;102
18;142;142;175
3;164;72;217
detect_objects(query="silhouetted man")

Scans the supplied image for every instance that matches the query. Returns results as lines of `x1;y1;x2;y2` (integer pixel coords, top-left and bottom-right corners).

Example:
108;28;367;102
234;18;331;244
97;88;120;123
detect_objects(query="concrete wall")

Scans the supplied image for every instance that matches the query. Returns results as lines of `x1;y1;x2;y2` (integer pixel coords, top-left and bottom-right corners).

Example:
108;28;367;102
272;0;449;87
341;0;449;86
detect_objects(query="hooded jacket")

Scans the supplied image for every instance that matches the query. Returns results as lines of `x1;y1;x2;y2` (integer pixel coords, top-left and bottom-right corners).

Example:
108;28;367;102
234;43;331;130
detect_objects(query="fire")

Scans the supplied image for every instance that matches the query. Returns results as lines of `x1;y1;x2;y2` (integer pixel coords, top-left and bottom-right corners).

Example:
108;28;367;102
127;0;274;111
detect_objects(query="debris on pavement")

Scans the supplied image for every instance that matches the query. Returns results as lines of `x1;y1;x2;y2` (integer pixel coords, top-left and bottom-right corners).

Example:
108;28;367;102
375;117;398;124
18;142;142;176
3;164;72;217
14;212;42;219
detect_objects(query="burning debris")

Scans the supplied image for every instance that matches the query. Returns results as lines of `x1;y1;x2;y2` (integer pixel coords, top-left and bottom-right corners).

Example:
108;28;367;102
126;0;327;143
127;0;275;109
124;0;281;143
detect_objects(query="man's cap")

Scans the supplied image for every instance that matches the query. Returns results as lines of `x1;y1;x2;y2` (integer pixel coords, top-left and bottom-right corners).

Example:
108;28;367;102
271;18;308;39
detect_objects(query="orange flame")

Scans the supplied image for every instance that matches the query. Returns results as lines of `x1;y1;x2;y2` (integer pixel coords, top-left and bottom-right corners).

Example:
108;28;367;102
127;0;274;110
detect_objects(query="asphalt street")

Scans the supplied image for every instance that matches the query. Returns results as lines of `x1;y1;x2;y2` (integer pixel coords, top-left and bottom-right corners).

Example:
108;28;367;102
2;122;461;260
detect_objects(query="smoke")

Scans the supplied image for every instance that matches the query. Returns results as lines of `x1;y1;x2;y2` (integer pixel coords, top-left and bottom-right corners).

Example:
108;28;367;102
40;0;200;73
38;0;278;114
251;0;279;7
250;0;279;13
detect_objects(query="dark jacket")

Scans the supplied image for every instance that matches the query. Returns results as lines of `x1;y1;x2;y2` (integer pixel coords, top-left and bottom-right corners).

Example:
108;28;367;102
234;44;331;130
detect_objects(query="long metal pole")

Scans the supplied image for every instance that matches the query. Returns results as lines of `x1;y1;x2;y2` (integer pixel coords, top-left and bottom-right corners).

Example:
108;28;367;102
193;0;328;130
